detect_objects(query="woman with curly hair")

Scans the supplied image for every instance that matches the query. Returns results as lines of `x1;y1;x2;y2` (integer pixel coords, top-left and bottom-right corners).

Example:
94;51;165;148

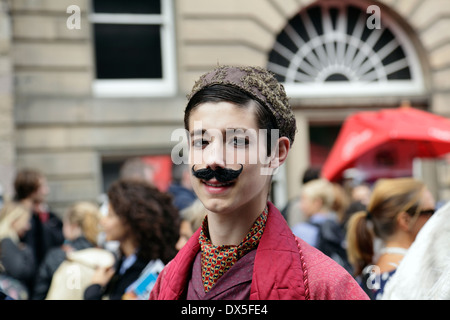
84;179;179;300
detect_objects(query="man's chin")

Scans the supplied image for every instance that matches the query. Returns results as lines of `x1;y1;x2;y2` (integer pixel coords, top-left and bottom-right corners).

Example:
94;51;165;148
199;197;235;215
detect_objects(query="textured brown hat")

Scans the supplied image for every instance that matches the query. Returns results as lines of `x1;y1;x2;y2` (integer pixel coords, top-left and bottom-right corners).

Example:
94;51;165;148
187;65;297;145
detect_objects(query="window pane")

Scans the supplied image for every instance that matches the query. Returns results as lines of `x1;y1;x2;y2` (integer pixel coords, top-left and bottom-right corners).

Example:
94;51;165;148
93;0;161;14
94;24;162;79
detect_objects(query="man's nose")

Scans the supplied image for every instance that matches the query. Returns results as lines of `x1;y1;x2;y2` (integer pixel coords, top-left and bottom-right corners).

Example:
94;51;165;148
203;139;225;171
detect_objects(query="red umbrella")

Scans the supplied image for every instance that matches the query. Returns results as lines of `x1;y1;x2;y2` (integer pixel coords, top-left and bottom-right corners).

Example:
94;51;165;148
322;107;450;182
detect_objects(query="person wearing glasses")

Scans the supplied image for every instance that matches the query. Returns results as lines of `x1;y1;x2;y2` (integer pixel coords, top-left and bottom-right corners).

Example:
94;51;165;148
381;200;450;300
346;177;436;299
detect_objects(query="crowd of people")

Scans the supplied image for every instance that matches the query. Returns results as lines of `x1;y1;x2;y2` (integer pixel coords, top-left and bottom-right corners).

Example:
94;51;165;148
0;165;446;300
0;64;448;300
0;165;189;300
286;171;444;299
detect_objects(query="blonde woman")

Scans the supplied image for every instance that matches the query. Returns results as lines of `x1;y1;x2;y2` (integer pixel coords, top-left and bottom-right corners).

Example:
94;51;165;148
291;179;352;272
292;179;336;247
0;202;34;299
32;201;101;299
346;178;435;299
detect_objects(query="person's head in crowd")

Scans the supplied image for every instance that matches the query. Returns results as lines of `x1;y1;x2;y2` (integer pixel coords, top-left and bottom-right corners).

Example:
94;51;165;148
0;202;31;243
351;183;371;206
331;182;350;223
301;167;320;185
346;177;435;276
105;179;180;263
299;179;335;219
342;200;367;228
119;157;155;184
175;199;207;251
13;169;49;209
63;202;102;246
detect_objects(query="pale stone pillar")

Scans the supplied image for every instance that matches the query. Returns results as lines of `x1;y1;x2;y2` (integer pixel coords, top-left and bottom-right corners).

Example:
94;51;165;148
0;0;16;201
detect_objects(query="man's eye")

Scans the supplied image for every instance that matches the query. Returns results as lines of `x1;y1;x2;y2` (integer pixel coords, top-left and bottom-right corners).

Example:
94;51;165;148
193;139;208;149
233;137;248;147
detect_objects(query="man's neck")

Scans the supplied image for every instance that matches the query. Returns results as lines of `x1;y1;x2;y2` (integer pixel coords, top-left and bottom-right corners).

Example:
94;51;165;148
206;195;268;246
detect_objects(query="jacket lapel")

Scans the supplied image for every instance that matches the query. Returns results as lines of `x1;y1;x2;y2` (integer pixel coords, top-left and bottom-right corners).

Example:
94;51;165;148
250;202;306;300
155;201;306;300
160;228;201;299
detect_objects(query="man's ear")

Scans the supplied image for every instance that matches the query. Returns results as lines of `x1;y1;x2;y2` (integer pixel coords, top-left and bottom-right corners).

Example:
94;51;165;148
269;137;290;169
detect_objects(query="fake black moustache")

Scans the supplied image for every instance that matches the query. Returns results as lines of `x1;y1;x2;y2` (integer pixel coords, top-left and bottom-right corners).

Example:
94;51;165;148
191;164;243;183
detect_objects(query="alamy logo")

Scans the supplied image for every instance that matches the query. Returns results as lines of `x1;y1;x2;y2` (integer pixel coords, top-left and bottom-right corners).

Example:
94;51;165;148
364;265;381;290
170;122;281;175
367;5;381;30
67;5;81;30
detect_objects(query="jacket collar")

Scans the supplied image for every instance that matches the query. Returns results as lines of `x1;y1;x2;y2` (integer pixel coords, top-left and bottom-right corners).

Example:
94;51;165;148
161;201;306;300
250;201;306;299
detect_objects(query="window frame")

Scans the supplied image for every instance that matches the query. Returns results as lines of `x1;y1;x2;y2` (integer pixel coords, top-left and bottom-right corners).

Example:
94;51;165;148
267;0;425;99
90;0;176;97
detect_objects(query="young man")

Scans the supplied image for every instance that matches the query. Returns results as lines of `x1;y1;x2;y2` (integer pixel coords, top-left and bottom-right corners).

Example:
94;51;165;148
150;65;368;300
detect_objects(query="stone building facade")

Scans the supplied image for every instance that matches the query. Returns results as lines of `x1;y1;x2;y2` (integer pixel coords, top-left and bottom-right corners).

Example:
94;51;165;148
1;0;449;220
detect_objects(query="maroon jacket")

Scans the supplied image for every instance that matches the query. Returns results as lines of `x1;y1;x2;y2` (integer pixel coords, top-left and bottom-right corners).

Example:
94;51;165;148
150;202;369;300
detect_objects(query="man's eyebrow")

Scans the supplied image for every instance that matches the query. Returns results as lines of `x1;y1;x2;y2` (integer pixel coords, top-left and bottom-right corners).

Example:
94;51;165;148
190;129;206;137
190;127;254;137
226;127;251;132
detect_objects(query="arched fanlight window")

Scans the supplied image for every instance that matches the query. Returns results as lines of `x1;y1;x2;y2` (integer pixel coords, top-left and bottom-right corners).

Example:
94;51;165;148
268;0;425;98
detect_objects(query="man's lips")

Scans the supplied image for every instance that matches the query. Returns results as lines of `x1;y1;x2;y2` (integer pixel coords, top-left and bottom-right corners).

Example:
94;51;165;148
200;178;236;194
201;178;234;187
